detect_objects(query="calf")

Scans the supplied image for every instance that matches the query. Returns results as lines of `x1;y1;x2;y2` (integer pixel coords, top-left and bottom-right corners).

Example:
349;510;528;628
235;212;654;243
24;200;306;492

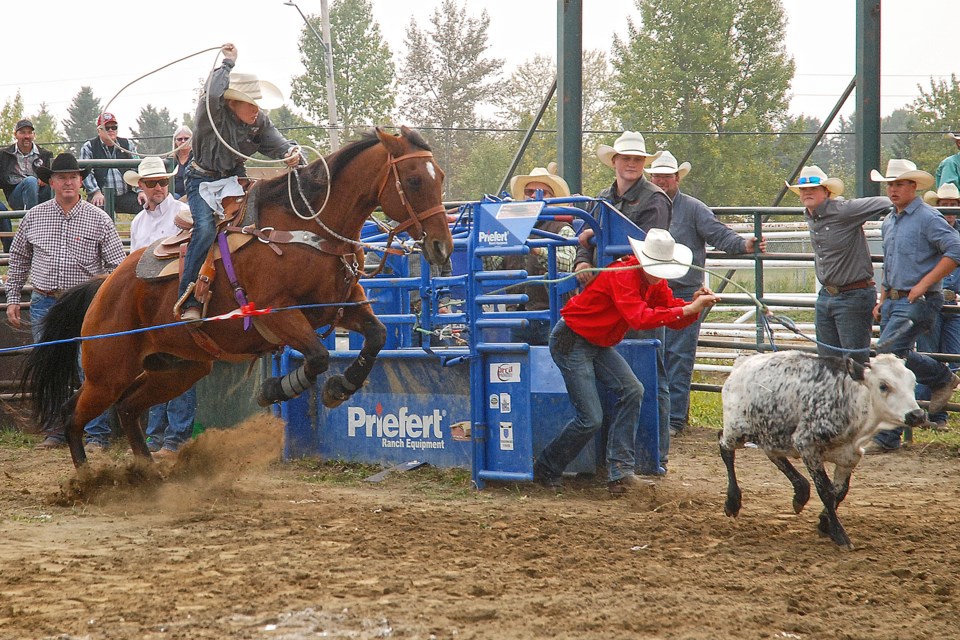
718;351;925;549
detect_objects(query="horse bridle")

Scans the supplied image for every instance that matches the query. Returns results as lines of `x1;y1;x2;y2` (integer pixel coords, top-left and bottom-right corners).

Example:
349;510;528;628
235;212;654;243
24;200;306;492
376;150;447;241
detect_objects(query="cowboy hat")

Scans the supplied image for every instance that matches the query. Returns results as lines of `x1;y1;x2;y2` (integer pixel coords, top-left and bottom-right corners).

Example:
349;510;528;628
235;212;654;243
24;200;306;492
945;132;960;142
645;151;691;179
36;153;89;182
123;156;177;188
223;72;283;110
509;166;571;200
870;159;935;191
627;229;693;280
923;182;960;205
596;131;662;168
785;165;844;197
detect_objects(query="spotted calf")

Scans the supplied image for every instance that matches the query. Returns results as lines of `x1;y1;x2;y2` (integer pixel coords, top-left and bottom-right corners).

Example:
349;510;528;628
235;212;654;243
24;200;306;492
718;351;925;549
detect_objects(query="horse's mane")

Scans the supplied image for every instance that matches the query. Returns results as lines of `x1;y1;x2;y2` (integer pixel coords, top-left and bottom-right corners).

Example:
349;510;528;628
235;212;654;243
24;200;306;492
254;128;432;209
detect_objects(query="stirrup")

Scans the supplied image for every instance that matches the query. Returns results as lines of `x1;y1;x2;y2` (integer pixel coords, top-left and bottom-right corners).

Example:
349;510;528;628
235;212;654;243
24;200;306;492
173;283;196;320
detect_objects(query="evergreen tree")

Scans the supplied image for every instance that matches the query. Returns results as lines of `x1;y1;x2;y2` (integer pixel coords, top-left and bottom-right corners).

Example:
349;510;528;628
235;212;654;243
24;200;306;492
62;87;102;153
29;103;66;154
290;0;395;138
130;105;178;155
0;91;25;145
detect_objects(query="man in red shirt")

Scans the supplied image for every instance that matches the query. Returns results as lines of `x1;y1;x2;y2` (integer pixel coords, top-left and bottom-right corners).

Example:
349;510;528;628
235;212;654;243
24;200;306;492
534;229;719;494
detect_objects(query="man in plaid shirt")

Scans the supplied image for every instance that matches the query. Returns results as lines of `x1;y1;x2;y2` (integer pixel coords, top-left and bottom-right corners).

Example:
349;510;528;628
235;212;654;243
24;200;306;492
4;153;126;450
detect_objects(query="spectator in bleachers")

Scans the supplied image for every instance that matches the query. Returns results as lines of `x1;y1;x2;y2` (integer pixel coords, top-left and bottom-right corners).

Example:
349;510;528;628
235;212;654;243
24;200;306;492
0;119;53;250
80;112;143;214
936;132;960;191
171;125;193;199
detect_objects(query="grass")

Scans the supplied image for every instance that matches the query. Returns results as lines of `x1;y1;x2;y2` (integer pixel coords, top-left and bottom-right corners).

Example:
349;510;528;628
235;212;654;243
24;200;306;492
288;457;476;498
0;426;36;449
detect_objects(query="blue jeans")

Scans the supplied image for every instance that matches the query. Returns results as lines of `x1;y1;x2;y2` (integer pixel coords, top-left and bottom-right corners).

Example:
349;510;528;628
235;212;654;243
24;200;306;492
814;286;876;363
30;292;112;445
627;326;670;465
178;169;221;308
874;294;952;448
664;286;699;431
9;177;52;211
915;302;960;422
146;386;197;451
0;201;9;252
538;322;644;482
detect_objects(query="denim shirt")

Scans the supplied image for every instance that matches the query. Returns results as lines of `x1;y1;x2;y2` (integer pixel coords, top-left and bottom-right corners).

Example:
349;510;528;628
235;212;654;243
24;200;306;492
943;221;960;294
881;196;960;291
668;190;745;289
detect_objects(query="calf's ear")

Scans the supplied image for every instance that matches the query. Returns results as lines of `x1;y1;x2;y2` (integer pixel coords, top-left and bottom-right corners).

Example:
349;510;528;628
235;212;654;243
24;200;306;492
845;358;867;381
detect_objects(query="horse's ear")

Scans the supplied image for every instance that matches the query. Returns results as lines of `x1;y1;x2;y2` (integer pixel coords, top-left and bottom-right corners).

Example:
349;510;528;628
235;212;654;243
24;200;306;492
376;127;406;157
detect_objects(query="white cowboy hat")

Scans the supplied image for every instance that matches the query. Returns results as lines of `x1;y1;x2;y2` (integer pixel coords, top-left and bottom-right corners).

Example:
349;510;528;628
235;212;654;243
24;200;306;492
923;182;960;205
123;156;177;187
870;159;935;191
596;131;662;168
223;72;284;110
644;151;691;179
627;229;693;280
785;165;845;197
945;132;960;142
509;165;571;200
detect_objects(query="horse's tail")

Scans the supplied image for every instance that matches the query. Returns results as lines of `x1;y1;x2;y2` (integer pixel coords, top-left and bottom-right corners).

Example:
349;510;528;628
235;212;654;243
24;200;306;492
21;277;107;427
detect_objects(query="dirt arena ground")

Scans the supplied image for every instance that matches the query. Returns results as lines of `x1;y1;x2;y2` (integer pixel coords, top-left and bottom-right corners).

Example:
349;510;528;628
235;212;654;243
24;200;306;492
1;415;959;639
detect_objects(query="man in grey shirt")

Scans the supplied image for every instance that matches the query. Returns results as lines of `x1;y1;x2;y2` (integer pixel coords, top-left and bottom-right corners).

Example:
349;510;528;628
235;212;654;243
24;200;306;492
789;166;891;364
648;152;763;437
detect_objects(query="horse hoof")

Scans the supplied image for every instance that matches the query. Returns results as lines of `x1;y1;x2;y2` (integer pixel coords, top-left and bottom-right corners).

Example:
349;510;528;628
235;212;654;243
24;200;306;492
257;378;283;407
322;375;352;409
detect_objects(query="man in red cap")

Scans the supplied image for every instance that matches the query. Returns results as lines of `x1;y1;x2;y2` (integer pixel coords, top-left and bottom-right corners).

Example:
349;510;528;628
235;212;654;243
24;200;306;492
79;113;144;214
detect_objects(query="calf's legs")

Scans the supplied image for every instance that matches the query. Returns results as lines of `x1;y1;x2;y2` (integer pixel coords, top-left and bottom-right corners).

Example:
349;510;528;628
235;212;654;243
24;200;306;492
718;430;743;517
803;453;853;550
767;454;811;514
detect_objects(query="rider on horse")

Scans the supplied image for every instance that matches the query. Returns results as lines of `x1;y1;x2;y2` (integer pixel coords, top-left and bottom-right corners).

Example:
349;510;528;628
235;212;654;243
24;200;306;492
177;43;302;321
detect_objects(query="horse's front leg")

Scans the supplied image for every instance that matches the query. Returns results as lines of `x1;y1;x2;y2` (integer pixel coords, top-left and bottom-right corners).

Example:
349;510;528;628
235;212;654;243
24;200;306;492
322;310;386;408
256;313;332;407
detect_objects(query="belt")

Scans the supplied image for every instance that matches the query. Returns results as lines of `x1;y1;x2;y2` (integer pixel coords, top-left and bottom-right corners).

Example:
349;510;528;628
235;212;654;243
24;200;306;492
945;290;958;303
884;289;939;301
33;287;61;298
189;161;219;178
823;279;874;296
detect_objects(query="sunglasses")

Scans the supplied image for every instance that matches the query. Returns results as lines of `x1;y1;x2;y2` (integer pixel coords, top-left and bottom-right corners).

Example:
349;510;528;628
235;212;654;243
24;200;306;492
797;176;823;185
175;137;190;142
524;188;554;197
103;125;118;131
142;178;169;188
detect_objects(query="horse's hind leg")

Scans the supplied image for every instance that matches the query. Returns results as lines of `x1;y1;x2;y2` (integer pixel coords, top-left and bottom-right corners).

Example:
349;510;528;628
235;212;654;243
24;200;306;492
322;311;386;408
115;361;212;459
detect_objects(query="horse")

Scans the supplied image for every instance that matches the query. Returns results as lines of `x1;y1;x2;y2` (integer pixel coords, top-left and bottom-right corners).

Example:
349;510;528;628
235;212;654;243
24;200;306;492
22;126;453;468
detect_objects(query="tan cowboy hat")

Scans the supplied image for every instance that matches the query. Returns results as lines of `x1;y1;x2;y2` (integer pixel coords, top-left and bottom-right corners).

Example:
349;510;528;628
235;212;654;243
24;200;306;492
645;151;691;179
223;72;284;110
627;229;693;280
509;165;571;200
596;131;662;168
786;165;844;197
923;182;960;205
870;159;935;191
123;156;177;187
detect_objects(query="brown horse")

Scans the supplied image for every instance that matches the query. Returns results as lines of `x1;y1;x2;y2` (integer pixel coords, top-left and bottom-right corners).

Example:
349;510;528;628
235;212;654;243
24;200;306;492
23;126;453;468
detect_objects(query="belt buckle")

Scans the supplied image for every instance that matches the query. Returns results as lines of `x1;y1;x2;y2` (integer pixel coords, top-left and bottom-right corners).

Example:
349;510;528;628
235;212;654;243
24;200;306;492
945;290;957;303
824;285;840;295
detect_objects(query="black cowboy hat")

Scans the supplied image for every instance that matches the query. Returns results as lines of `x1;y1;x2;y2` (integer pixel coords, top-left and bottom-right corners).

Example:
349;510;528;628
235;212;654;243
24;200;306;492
36;153;90;183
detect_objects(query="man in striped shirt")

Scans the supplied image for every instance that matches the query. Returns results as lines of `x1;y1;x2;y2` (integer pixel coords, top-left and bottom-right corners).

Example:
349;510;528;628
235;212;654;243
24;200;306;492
4;153;126;450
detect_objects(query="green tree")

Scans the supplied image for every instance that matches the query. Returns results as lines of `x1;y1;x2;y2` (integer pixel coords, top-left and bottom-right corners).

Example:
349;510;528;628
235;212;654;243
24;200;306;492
269;105;326;158
0;91;25;145
612;0;795;205
398;0;503;199
903;74;960;179
30;103;66;154
130;105;178;155
62;87;102;153
290;0;395;138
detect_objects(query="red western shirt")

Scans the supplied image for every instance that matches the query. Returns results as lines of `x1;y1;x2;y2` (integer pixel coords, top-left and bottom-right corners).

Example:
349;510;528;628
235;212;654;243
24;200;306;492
561;256;697;347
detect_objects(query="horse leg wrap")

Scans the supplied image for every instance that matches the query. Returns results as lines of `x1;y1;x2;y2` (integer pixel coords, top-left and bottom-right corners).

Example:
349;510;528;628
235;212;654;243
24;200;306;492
342;354;372;391
257;365;315;406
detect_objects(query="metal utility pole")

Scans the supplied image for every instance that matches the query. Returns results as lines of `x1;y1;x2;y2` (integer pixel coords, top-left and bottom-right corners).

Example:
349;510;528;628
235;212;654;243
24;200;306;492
856;0;881;196
285;0;341;151
557;0;583;193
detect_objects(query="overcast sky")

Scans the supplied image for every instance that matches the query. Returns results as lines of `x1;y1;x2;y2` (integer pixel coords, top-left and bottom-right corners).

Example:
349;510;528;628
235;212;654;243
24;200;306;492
4;0;954;137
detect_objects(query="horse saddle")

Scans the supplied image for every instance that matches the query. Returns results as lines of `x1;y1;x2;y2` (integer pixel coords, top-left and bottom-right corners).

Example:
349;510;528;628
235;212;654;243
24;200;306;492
135;181;260;282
